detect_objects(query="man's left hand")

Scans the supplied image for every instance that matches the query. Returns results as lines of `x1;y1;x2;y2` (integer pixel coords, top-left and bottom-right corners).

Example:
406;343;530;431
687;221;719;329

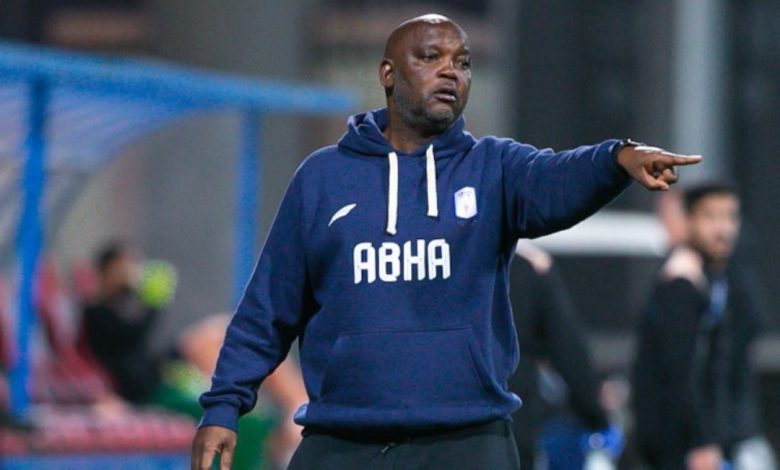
617;145;702;191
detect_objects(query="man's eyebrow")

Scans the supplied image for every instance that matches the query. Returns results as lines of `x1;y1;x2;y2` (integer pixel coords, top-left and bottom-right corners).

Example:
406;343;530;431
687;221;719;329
416;41;470;51
454;45;471;56
417;41;442;50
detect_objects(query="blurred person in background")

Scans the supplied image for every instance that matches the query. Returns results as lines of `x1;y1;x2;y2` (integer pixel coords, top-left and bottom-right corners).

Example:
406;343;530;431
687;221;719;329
178;314;307;469
632;183;777;470
82;242;307;469
81;241;175;404
192;14;701;470
509;241;622;470
656;190;689;249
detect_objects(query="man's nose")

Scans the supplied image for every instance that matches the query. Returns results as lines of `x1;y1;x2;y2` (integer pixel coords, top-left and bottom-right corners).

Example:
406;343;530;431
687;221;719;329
438;61;457;79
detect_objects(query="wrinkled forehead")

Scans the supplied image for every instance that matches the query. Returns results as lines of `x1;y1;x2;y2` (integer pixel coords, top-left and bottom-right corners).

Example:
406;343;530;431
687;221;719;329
386;20;470;59
412;22;469;50
407;22;469;51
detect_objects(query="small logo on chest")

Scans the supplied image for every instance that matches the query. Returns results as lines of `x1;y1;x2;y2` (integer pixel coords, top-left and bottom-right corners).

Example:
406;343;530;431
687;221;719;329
329;203;357;227
454;186;477;219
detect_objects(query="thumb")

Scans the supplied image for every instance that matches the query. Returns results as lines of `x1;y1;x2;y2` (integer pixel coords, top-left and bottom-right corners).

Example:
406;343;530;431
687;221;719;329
638;167;670;191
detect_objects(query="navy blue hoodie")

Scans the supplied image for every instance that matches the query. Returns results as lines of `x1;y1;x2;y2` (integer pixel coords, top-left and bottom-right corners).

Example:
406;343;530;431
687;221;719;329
199;108;631;432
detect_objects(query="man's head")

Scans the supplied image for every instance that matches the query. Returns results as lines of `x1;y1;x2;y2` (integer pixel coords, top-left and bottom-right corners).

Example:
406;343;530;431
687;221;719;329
95;241;139;297
683;183;741;263
380;14;471;136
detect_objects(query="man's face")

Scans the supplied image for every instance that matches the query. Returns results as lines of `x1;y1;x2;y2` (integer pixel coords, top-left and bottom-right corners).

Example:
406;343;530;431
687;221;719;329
687;194;741;262
102;251;140;294
387;22;471;133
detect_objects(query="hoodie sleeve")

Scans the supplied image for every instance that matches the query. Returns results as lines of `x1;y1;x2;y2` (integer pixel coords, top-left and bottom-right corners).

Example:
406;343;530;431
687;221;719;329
501;139;631;239
198;171;314;432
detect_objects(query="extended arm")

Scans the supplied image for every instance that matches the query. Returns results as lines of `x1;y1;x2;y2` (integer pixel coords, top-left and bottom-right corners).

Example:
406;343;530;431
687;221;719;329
192;173;315;470
502;139;701;238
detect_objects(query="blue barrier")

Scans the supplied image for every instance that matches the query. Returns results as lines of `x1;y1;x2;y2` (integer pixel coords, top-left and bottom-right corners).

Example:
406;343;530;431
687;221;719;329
2;452;189;470
0;40;356;416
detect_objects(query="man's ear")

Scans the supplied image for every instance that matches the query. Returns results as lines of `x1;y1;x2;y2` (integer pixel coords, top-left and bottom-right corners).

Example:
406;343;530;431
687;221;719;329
379;59;394;89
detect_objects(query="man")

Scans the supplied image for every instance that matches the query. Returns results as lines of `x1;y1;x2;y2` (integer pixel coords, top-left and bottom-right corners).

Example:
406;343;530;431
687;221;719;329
633;183;774;469
82;242;167;403
192;14;700;470
84;243;303;468
509;241;620;469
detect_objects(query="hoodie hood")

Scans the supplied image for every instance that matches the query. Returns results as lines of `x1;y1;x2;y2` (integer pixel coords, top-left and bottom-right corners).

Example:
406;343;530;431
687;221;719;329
338;108;477;235
337;108;476;159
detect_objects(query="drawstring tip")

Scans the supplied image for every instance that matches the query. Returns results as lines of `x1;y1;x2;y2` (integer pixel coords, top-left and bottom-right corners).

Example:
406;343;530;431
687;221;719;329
425;144;439;219
387;151;399;237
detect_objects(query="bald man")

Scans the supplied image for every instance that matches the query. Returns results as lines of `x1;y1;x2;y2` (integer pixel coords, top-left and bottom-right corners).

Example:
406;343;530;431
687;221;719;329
191;14;701;470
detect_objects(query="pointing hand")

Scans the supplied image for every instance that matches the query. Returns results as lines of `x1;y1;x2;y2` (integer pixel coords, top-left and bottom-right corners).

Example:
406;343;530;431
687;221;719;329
616;145;702;191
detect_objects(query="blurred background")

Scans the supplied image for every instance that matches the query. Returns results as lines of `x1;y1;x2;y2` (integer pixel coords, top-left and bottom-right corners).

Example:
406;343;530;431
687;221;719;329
0;0;778;468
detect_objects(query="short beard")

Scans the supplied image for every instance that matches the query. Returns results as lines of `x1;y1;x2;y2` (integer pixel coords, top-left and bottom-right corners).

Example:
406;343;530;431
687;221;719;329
392;83;457;136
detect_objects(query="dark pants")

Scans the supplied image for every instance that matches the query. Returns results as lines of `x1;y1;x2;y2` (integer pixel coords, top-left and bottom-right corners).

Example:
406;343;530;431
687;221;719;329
288;420;521;470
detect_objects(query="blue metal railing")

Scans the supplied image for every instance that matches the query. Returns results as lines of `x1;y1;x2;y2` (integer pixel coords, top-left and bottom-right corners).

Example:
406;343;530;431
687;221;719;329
0;40;356;416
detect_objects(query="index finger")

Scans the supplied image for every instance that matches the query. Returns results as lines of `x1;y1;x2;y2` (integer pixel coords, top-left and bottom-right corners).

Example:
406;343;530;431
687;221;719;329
220;448;235;470
660;153;703;166
197;448;216;470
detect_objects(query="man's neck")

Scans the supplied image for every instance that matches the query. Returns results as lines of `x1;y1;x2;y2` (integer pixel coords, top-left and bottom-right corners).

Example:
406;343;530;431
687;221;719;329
383;107;442;154
100;283;132;301
706;258;728;274
383;124;437;154
691;245;728;274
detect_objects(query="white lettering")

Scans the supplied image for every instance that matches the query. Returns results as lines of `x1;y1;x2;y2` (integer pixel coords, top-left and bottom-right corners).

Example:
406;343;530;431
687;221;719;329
427;239;451;280
353;239;451;284
403;240;426;281
353;242;376;284
378;242;401;282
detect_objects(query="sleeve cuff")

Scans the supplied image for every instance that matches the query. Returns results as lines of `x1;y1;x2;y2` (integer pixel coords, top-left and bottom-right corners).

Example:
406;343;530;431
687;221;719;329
606;139;632;179
198;403;240;432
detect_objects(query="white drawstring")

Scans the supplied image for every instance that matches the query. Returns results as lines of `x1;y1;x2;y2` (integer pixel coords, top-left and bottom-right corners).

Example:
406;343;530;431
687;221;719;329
385;145;438;235
425;144;438;218
387;151;398;235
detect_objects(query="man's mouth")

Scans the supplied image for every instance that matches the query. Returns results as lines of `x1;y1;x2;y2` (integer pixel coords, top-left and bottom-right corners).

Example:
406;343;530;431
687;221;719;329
432;86;458;103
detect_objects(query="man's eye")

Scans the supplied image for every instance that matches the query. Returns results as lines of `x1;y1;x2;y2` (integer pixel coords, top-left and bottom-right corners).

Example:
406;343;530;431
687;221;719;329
422;53;438;61
459;59;471;69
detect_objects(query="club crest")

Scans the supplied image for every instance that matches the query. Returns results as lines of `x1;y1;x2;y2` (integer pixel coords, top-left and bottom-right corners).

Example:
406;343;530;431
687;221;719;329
454;186;477;219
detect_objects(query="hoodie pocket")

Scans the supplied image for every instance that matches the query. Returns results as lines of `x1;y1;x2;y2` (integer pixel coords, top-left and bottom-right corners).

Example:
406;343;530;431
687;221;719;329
318;326;498;408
